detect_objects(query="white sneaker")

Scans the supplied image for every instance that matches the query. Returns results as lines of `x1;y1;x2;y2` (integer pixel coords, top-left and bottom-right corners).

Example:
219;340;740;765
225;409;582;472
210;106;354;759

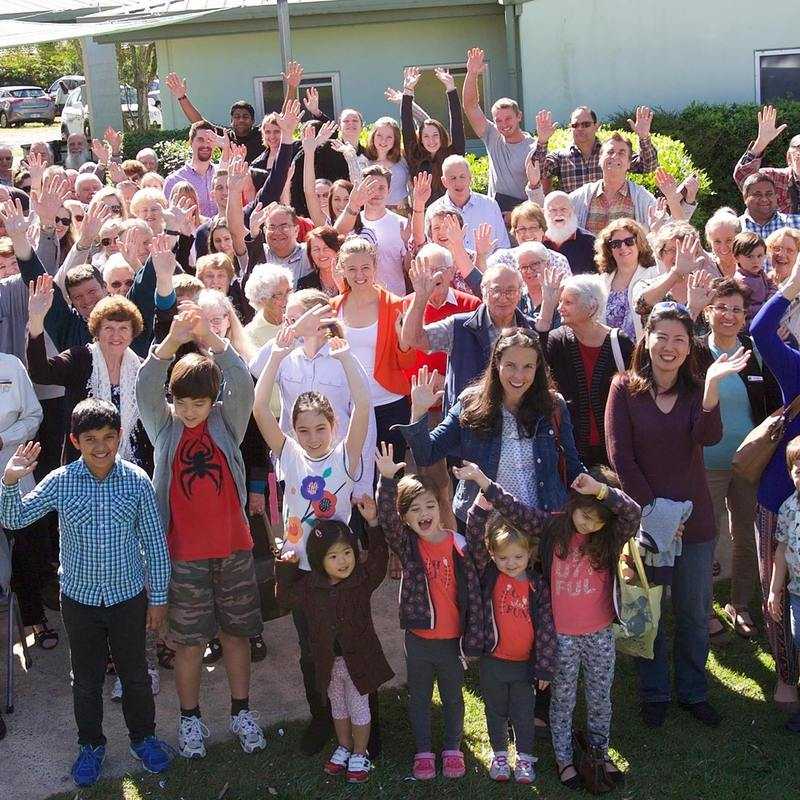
514;753;537;784
346;753;372;783
148;668;160;696
324;744;351;775
230;709;266;754
110;676;123;703
177;715;209;759
489;751;511;782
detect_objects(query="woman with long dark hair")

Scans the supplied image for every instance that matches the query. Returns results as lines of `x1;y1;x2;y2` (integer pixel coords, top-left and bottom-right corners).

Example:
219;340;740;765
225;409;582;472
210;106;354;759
605;302;748;729
297;225;343;296
401;326;584;527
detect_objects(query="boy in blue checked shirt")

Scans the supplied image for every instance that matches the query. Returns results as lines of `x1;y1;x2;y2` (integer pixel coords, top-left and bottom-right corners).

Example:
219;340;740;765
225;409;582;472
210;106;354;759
0;399;172;787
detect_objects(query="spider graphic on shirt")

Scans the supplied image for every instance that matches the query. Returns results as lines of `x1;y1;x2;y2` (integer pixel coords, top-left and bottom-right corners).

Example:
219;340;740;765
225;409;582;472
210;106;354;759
178;434;223;497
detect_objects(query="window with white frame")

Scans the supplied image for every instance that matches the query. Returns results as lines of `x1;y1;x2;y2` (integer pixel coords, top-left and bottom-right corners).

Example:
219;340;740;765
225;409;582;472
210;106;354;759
253;73;340;119
410;64;489;141
756;49;800;103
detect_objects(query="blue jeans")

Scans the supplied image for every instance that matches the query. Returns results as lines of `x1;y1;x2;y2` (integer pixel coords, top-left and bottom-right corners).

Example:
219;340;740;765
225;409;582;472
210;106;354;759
636;539;714;704
790;593;800;651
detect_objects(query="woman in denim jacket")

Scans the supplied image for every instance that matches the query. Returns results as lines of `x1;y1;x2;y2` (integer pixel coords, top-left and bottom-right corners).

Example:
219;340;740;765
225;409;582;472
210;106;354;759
398;327;584;528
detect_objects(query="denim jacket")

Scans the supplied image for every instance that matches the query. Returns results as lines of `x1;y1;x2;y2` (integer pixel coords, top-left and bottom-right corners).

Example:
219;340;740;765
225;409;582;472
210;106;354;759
397;392;584;522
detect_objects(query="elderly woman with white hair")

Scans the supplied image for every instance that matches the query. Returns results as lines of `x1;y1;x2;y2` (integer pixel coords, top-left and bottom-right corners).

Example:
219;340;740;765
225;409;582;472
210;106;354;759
542;273;633;465
704;209;741;279
244;262;294;349
514;241;566;329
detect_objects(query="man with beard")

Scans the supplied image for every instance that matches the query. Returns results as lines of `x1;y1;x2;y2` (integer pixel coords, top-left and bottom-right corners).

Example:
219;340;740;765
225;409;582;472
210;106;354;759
64;134;94;171
163;121;219;217
542;191;596;274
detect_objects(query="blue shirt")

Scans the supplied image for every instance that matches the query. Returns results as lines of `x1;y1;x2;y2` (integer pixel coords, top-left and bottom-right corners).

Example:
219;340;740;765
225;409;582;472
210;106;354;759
739;210;800;239
0;457;170;606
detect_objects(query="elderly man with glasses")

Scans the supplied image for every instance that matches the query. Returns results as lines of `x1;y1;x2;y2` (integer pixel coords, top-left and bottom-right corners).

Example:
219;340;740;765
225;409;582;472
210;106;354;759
531;105;659;193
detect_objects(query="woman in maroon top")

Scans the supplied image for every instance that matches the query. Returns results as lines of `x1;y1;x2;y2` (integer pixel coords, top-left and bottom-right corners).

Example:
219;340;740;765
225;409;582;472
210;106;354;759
604;301;748;730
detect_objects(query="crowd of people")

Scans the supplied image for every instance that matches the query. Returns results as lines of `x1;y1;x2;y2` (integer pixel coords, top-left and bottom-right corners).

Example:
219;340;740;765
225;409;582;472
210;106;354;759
1;52;800;792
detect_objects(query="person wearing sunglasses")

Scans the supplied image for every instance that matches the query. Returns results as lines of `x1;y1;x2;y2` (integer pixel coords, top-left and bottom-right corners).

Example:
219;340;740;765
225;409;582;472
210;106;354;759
36;201;77;271
530;105;658;194
606;300;749;730
102;255;135;296
595;218;658;340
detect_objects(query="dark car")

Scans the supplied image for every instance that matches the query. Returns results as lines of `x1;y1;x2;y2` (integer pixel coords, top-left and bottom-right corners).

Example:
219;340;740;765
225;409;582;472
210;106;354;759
0;86;56;127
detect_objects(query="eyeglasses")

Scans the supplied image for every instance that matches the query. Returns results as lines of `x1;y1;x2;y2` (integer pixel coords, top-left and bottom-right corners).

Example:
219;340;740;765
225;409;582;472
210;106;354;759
207;316;225;327
106;204;123;213
609;235;636;249
270;291;291;301
570;120;594;129
513;224;542;235
711;304;745;316
109;278;134;290
55;215;71;226
487;286;520;299
266;223;293;232
101;237;118;247
518;260;547;271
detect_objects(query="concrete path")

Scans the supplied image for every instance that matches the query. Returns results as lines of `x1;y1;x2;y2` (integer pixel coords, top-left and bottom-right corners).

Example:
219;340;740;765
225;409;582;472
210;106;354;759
1;579;407;800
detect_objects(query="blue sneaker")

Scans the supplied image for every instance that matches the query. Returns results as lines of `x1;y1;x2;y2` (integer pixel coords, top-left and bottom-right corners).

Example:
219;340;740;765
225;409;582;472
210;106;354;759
130;735;174;773
71;744;106;787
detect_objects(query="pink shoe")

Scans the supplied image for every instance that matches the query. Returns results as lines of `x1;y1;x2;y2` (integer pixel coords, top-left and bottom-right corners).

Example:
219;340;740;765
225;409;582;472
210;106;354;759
412;751;436;780
442;749;465;778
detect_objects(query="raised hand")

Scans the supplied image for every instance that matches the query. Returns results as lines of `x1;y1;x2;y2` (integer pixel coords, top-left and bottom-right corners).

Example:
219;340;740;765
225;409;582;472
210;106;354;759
150;233;177;281
169;308;201;345
384;87;402;105
411;365;445;414
35;173;71;227
687;269;713;316
674;234;706;276
118;226;146;270
282;60;304;89
272;323;297;357
466;47;486;75
329;138;357;159
682;173;699;204
654;167;679;198
164;72;188;99
303;86;320;117
408;255;443;299
412;171;432;209
227;156;249;193
473;222;497;259
535;109;557;144
77;201;112;246
167;194;197;237
277;99;301;140
104;127;123;154
754;104;788;154
315;120;338;148
91;138;111;165
24;151;46;185
374;441;406;479
3;442;41;486
525;149;541;188
627;105;654;139
433;67;455;92
107;160;127;186
403;66;422;94
451;460;490;490
0;198;29;238
646;196;669;233
249;202;269;238
280;550;300;564
355;494;378;526
540;265;564;306
571;472;604;496
348;176;382;210
706;347;751;384
27;274;54;322
328;336;352;361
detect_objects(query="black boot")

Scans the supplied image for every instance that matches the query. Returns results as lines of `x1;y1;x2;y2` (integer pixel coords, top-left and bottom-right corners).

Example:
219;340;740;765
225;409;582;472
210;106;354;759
299;656;332;755
366;692;381;761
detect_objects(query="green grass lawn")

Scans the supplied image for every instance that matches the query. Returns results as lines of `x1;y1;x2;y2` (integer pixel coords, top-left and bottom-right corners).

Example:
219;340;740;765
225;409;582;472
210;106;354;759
49;587;800;800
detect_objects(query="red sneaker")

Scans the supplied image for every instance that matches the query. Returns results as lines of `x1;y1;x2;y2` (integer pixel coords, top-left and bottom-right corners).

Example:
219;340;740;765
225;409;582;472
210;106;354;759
412;751;436;780
346;753;371;783
442;749;465;778
323;745;350;775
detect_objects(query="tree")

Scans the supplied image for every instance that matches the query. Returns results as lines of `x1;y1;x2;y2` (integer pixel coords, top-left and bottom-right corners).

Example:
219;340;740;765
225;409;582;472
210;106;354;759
115;42;157;132
0;41;82;88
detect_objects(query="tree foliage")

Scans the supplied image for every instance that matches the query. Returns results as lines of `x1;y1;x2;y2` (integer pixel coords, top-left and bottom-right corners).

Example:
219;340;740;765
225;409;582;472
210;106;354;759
115;42;157;133
0;41;83;89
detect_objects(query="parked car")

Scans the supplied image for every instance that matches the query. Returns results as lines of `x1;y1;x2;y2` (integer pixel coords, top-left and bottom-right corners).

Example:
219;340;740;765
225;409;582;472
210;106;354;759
0;86;55;127
61;84;161;139
46;75;85;116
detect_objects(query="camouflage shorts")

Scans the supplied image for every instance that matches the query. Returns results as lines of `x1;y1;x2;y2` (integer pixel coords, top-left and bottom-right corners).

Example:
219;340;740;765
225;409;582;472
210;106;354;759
168;549;263;646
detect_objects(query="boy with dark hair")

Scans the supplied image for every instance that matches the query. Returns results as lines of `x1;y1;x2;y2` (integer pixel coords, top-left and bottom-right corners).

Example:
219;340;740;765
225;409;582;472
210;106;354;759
136;305;265;759
732;231;774;326
0;398;171;787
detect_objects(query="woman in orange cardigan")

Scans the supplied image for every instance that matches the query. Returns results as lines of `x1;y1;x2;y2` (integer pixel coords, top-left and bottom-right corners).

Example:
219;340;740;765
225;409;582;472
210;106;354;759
330;235;416;464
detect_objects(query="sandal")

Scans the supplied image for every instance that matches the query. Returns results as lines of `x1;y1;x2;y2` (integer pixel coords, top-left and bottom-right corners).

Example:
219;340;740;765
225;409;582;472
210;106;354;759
203;637;223;664
157;640;176;670
558;763;582;791
250;634;267;663
604;758;625;786
709;616;729;647
32;621;59;650
724;604;758;639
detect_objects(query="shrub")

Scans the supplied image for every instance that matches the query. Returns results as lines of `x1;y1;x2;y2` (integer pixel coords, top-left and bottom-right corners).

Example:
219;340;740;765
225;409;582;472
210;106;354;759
122;128;189;171
466;152;489;194
607;101;800;229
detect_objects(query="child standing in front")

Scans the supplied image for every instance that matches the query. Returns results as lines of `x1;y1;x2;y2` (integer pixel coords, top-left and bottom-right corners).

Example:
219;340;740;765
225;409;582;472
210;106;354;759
276;497;393;783
464;465;640;790
768;434;800;734
453;460;557;785
252;321;370;754
0;399;172;787
375;442;483;781
137;308;266;759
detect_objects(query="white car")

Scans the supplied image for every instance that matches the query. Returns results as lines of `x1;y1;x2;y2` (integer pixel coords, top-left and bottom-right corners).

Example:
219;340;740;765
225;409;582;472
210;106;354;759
61;84;161;139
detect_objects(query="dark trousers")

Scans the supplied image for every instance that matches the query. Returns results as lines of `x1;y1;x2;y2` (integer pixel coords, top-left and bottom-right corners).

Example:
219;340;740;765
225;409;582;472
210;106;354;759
61;590;155;747
6;525;47;626
35;396;66;572
374;396;411;464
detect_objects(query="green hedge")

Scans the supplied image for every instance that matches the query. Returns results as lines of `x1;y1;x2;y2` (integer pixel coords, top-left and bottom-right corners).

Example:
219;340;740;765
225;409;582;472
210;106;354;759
122;128;190;172
607;101;800;228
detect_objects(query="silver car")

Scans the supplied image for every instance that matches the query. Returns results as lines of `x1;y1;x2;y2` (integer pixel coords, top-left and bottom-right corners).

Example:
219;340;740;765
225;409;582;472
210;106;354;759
0;86;55;127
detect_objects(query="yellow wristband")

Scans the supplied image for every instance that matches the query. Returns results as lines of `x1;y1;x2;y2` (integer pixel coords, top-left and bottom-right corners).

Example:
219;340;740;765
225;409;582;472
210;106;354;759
595;484;608;501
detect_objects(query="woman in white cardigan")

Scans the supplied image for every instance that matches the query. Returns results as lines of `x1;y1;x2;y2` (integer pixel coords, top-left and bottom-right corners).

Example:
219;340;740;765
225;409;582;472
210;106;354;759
595;218;659;341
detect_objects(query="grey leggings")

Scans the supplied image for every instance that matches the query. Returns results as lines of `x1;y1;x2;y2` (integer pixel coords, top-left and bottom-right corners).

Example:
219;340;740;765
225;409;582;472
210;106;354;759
550;626;615;764
479;655;536;756
405;632;465;753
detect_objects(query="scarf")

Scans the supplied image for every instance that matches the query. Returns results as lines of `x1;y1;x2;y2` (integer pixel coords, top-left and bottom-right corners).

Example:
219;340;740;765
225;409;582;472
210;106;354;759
86;342;141;462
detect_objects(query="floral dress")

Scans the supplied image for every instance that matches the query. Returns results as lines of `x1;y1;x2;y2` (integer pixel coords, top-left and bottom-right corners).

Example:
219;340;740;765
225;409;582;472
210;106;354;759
606;289;636;340
275;437;355;571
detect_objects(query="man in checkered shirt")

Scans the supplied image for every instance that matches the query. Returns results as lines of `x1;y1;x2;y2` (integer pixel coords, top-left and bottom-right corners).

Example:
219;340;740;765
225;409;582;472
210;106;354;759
0;398;172;787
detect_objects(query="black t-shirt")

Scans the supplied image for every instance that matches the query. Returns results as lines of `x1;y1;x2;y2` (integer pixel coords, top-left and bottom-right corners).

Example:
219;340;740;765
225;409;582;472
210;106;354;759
212;124;265;164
